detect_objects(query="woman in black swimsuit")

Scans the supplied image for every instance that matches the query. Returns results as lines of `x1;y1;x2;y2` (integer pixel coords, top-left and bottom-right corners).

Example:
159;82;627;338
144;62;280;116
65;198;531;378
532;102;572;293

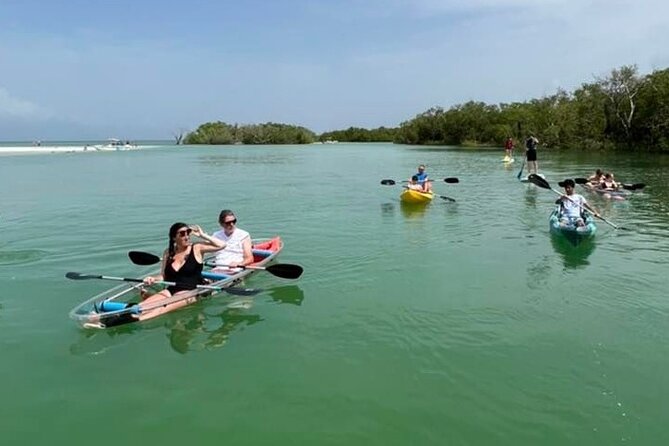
138;222;225;321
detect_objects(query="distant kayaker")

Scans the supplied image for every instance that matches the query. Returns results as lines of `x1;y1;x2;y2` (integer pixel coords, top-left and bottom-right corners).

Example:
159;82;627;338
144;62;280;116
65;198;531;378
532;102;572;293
599;173;619;191
525;136;539;174
407;175;424;191
409;164;432;193
587;169;604;185
557;179;600;227
212;210;254;270
504;137;514;158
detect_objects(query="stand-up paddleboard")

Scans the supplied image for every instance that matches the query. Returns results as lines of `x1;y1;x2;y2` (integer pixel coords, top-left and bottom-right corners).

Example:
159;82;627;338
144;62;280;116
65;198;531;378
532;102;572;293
502;156;515;163
520;172;545;183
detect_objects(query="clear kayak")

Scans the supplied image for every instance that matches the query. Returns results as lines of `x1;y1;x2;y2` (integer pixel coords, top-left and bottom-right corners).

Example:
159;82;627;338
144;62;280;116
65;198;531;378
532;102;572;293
549;208;597;246
69;237;283;329
400;188;433;204
580;183;629;201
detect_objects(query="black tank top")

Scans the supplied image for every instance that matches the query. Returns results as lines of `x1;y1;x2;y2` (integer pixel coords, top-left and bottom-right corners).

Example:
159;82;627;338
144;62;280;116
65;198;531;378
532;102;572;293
163;247;203;294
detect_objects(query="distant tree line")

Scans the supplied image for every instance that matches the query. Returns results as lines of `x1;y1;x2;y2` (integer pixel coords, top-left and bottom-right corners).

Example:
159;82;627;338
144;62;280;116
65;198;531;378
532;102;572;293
184;122;316;145
319;126;398;142
181;65;668;151
394;65;669;152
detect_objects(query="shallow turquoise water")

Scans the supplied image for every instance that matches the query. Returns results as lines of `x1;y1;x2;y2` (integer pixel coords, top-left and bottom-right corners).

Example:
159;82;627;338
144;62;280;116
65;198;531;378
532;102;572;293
0;144;668;445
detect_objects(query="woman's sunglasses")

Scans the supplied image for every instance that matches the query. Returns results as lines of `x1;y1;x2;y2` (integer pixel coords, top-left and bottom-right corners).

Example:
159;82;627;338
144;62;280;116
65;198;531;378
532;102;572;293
177;228;192;237
223;219;237;226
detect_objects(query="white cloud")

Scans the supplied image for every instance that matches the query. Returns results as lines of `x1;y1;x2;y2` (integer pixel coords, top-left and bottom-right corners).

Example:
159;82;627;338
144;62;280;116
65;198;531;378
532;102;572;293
0;88;50;119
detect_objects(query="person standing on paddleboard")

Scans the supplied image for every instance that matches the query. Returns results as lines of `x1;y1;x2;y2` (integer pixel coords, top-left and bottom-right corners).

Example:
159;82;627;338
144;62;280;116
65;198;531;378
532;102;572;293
525;135;539;174
504;137;514;159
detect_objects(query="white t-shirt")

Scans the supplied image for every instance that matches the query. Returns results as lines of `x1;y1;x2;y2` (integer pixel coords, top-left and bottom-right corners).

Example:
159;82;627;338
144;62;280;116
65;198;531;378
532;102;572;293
212;228;251;266
561;194;587;218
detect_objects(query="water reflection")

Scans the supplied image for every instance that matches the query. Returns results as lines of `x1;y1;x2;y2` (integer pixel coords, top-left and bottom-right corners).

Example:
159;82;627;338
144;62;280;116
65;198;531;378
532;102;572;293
166;308;263;354
268;285;305;306
380;202;395;217
400;201;428;219
524;186;538;208
70;286;306;355
550;236;596;269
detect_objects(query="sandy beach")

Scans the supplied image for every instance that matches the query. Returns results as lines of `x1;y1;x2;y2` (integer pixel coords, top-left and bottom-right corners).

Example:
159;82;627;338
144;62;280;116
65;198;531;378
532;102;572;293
0;144;150;156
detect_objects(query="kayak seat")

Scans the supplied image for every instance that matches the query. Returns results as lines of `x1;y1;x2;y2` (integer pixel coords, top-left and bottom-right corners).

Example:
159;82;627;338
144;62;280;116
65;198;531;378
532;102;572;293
202;271;230;281
252;249;272;263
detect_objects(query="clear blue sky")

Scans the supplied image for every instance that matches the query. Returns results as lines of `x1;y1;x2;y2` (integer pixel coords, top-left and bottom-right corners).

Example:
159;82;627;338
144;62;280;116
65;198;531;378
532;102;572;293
1;0;667;140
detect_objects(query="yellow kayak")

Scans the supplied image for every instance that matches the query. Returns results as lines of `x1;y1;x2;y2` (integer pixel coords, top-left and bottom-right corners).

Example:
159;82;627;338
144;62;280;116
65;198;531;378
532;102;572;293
400;189;434;204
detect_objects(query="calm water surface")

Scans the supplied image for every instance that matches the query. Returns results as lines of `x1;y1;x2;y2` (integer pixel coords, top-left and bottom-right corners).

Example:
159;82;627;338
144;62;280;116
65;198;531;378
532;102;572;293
1;143;668;445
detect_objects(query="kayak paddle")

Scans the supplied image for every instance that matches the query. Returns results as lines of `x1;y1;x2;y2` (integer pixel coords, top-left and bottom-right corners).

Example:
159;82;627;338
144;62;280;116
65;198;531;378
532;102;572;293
575;177;645;192
380;178;458;202
380;177;459;185
65;272;262;296
128;250;303;279
527;174;626;230
516;158;526;180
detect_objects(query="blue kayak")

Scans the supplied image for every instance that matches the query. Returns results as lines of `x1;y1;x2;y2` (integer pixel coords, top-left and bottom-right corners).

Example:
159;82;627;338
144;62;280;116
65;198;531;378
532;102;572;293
549;206;597;246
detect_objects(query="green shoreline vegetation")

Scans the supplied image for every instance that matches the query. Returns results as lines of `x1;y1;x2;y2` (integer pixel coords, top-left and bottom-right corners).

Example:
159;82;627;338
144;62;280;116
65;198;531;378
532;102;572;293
183;65;669;151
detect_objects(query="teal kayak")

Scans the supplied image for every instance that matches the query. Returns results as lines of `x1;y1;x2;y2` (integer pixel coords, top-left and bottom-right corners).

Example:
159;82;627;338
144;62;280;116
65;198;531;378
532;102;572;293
549;206;597;246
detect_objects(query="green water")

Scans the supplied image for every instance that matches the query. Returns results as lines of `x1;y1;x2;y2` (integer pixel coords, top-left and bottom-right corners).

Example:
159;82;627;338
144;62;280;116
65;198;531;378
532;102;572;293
1;144;668;445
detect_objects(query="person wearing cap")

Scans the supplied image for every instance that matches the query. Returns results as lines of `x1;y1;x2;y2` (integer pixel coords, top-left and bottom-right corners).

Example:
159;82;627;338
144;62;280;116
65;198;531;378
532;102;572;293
557;179;600;227
409;164;433;193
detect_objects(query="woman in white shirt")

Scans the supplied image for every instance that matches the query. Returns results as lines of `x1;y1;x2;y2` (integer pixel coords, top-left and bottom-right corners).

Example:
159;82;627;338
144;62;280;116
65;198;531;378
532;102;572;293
212;210;254;269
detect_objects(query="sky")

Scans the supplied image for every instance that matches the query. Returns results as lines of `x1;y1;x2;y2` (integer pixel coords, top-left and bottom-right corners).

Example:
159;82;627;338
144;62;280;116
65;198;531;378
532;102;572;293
1;0;668;140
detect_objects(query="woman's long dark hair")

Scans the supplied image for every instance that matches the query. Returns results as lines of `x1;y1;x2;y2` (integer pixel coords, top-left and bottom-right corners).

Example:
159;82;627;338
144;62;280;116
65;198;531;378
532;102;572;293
167;222;189;260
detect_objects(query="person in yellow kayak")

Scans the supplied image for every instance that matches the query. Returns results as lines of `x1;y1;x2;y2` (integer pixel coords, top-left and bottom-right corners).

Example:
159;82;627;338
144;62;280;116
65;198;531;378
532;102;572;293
407;175;425;191
556;179;600;227
409;164;432;193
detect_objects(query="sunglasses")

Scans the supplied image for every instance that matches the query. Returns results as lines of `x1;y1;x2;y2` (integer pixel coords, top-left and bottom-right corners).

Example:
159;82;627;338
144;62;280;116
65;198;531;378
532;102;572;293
223;219;237;225
177;228;192;237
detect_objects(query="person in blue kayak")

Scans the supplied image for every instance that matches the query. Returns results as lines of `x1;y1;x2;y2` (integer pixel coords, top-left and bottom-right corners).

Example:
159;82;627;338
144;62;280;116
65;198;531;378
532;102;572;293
409;164;432;192
525;135;539;174
212;210;254;270
556;179;600;227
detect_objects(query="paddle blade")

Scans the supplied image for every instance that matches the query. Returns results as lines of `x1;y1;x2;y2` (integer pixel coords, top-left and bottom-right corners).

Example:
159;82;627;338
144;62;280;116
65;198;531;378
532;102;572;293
66;272;97;280
439;195;456;202
380;179;396;185
528;174;550;189
129;251;161;265
443;177;459;183
574;178;589;185
623;183;645;191
266;263;304;279
223;286;263;296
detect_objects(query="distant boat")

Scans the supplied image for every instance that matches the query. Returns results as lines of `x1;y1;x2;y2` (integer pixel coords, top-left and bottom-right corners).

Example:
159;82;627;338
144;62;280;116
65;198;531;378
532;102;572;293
95;138;137;151
323;139;338;144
